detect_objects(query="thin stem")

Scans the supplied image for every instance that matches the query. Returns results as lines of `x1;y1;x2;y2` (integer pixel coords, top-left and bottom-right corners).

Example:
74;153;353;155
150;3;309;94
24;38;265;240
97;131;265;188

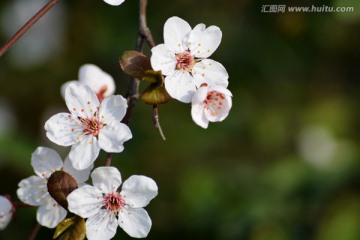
28;223;41;240
0;0;59;57
105;153;113;166
153;105;166;140
138;0;155;49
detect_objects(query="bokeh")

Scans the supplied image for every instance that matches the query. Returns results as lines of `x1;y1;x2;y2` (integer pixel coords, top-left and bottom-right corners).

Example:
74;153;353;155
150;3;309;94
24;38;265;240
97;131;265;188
1;0;360;239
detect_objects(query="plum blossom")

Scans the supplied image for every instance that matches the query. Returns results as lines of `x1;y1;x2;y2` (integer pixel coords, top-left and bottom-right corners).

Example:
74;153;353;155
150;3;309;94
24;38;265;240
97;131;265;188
0;196;13;230
191;83;232;129
103;0;125;6
151;16;229;103
67;167;158;240
61;64;115;102
45;83;132;170
16;147;93;228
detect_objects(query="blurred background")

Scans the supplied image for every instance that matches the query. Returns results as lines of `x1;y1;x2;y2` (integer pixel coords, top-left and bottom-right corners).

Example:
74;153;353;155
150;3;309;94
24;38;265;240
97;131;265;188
1;0;360;239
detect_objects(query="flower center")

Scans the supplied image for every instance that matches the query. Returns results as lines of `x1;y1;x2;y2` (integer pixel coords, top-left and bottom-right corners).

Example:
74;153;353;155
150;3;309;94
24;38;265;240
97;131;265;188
204;91;225;116
176;51;195;71
79;116;103;136
103;192;124;214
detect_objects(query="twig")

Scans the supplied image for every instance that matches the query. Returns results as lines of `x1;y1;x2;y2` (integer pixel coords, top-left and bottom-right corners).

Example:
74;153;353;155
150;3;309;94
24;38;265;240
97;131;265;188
153;105;166;140
0;0;59;57
105;153;113;166
28;223;41;240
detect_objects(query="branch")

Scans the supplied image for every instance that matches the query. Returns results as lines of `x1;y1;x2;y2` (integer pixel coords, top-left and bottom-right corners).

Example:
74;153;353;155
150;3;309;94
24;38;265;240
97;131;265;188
0;0;59;57
28;223;41;240
153;105;166;140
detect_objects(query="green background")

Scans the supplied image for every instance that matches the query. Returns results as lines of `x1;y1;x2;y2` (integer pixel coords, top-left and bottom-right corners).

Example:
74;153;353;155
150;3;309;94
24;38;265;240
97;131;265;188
1;0;360;239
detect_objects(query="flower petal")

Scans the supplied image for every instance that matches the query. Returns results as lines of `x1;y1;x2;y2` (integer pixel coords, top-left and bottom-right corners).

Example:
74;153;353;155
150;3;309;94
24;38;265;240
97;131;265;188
164;16;191;53
45;113;82;147
78;64;115;98
17;176;49;206
120;175;158;208
69;135;100;170
98;95;127;124
189;24;222;58
192;85;208;105
165;70;196;103
67;185;103;219
91;167;122;193
60;81;78;99
150;44;177;76
86;209;118;240
118;206;152;238
192;59;229;88
103;0;125;6
31;147;63;179
65;83;100;119
191;103;209;129
36;198;67;228
98;122;132;153
0;196;13;230
63;156;93;185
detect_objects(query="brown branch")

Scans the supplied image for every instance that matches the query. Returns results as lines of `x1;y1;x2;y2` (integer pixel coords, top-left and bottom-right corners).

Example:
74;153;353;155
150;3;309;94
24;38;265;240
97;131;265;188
105;153;113;166
0;0;59;57
28;223;41;240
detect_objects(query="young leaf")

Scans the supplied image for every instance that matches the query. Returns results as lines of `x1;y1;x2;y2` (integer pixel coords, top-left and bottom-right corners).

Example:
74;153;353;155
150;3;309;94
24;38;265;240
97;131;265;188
53;216;86;240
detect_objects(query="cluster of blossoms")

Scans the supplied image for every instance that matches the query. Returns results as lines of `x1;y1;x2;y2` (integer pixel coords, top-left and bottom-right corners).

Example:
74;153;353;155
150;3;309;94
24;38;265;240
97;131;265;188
1;64;158;240
151;16;232;128
1;0;232;239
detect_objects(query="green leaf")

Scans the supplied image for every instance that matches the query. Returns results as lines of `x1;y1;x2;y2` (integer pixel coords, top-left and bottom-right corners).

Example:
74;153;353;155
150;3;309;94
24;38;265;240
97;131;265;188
141;70;171;105
53;216;86;240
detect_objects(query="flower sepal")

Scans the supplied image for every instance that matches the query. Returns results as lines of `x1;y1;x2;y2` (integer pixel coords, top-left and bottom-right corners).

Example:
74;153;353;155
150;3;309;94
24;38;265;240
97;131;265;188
47;171;78;210
141;70;171;105
53;215;86;240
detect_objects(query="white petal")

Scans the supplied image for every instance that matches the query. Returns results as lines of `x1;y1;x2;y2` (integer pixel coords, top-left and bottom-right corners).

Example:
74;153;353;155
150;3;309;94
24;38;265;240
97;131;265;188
204;86;232;122
118;207;152;238
120;175;158;208
164;16;191;53
98;95;127;124
36;198;67;228
31;147;63;179
192;59;229;88
189;24;222;58
86;210;118;240
91;167;122;193
191;103;209;129
192;85;208;105
98;122;132;153
45;113;82;147
103;0;125;6
0;196;13;230
67;185;103;219
60;81;78;99
65;83;100;119
63;156;93;185
69;135;100;170
165;70;196;103
17;176;49;206
150;44;177;76
78;64;115;98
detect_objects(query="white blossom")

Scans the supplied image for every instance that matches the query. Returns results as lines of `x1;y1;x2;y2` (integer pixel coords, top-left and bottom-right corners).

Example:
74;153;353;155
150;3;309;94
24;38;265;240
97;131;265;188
151;16;229;103
16;147;92;228
103;0;125;6
67;167;158;240
61;64;115;102
0;196;13;230
191;83;232;128
45;83;132;170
